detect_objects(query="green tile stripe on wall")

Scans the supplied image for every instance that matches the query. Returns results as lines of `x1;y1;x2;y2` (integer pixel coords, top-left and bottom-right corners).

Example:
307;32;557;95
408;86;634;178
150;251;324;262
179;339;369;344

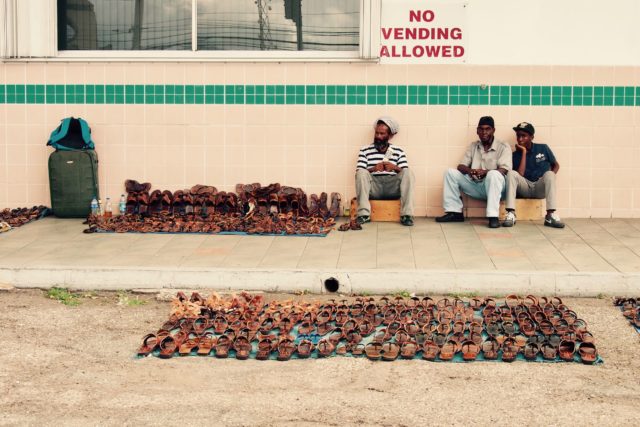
0;85;638;106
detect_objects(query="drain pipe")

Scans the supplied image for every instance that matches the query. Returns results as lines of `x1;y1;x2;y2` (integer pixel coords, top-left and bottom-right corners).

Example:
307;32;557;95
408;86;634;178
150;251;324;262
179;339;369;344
323;277;340;293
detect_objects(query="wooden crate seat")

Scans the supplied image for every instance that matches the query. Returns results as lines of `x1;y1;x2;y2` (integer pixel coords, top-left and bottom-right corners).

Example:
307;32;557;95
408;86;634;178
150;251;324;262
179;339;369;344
369;199;401;222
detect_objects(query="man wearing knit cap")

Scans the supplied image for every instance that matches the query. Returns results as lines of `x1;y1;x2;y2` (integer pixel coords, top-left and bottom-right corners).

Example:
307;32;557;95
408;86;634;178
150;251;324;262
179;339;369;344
436;116;512;228
355;116;415;226
502;122;564;228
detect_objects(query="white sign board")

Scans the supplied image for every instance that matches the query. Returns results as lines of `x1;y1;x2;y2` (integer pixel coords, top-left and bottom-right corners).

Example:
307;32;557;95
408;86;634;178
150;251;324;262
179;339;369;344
380;0;467;64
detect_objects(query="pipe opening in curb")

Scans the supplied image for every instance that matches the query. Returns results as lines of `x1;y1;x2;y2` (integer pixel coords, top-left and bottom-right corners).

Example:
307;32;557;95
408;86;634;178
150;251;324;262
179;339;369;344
324;277;340;293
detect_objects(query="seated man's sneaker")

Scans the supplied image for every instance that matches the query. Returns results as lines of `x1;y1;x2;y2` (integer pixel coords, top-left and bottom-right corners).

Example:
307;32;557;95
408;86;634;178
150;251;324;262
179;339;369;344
544;212;565;228
400;215;414;226
356;215;371;225
435;212;464;223
502;211;516;227
488;217;500;228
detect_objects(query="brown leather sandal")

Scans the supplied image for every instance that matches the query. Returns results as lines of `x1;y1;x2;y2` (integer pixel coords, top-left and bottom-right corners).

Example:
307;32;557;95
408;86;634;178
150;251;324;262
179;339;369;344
559;340;576;362
158;335;178;359
523;342;540;360
317;339;335;358
461;340;480;361
234;336;253;360
578;342;598;364
439;340;457;361
197;332;217;356
422;340;439;361
214;335;232;358
296;340;315;359
179;336;200;356
256;338;274;361
365;342;383;361
400;341;418;359
137;333;158;357
540;342;557;360
481;337;500;360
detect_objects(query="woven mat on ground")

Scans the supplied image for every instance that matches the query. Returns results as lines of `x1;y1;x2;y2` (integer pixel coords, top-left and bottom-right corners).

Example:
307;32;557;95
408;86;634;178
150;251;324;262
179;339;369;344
94;230;327;237
136;293;602;364
614;297;640;334
85;213;333;236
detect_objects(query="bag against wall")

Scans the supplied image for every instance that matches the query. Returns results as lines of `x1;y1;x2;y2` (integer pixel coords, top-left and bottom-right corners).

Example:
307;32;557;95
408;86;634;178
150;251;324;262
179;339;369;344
47;117;95;151
48;150;100;218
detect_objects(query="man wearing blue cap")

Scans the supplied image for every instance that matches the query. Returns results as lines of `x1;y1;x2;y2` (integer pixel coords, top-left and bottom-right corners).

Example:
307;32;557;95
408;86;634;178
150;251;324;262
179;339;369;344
355;116;415;226
435;116;512;228
502;122;564;228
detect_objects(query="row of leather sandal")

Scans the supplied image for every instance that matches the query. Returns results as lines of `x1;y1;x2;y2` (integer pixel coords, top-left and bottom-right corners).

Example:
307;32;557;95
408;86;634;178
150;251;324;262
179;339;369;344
87;180;342;235
123;179;341;220
0;205;50;230
614;297;640;329
138;292;598;364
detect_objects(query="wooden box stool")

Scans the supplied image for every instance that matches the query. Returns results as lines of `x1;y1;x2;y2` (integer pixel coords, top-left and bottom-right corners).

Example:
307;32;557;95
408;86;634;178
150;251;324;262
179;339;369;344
369;199;401;222
499;199;544;220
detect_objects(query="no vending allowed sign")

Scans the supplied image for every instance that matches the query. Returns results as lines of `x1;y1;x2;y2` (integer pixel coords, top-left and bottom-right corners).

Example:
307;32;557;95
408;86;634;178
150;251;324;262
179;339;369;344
380;0;467;64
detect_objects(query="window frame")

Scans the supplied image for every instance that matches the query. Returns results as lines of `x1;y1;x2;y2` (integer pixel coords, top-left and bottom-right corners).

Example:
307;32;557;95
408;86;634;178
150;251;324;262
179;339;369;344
49;0;380;62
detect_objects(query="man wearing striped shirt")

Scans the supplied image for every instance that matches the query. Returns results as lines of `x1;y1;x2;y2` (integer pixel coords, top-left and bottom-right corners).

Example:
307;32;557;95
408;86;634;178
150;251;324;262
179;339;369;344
355;116;415;226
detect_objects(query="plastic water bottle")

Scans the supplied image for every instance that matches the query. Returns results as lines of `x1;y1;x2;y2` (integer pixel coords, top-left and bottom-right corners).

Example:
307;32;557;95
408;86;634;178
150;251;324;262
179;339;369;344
98;198;103;216
118;194;126;216
90;197;99;216
104;197;113;218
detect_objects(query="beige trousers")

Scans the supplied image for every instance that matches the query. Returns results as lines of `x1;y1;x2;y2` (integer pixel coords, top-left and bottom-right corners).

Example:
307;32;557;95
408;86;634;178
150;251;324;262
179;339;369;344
505;170;557;211
355;169;415;217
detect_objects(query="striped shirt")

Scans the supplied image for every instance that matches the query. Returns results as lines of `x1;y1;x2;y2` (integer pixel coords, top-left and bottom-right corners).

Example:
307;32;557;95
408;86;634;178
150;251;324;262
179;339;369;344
356;144;409;176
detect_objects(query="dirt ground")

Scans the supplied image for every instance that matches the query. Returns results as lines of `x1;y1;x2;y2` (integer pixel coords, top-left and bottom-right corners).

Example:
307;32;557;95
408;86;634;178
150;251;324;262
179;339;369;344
0;289;639;427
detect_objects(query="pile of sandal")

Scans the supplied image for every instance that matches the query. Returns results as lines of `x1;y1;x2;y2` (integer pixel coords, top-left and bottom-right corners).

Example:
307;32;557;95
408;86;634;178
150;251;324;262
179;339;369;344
137;292;600;364
614;297;640;332
0;205;50;233
86;180;341;235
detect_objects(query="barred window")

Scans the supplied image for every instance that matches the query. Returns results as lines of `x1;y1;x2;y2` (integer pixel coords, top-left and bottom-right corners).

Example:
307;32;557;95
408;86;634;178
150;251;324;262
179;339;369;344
57;0;359;52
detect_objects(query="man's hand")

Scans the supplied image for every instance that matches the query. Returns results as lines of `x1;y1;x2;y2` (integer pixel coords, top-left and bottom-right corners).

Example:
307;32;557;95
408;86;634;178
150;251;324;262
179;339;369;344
382;162;397;172
470;168;487;181
515;143;527;153
373;162;385;172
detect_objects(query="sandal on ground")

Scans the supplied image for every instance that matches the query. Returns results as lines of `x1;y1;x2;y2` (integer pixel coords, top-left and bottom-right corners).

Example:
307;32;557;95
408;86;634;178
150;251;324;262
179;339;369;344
540;342;557;361
197;332;217;356
214;335;232;359
400;341;418;359
296;340;315;359
365;342;383;361
422;340;439;361
381;342;400;361
523;342;540;360
158;335;178;359
256;338;274;361
559;340;576;362
439;340;457;361
178;336;200;356
137;333;158;357
481;337;500;360
578;342;598;364
502;338;519;362
317;339;335;358
234;336;253;360
351;343;366;357
461;340;480;361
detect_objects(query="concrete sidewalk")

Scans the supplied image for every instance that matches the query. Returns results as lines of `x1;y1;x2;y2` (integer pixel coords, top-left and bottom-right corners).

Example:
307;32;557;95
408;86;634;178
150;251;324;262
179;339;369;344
0;217;639;296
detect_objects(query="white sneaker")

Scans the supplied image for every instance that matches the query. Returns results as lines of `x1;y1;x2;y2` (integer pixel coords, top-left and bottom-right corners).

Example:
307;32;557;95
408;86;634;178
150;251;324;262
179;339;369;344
544;212;565;228
502;211;516;227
